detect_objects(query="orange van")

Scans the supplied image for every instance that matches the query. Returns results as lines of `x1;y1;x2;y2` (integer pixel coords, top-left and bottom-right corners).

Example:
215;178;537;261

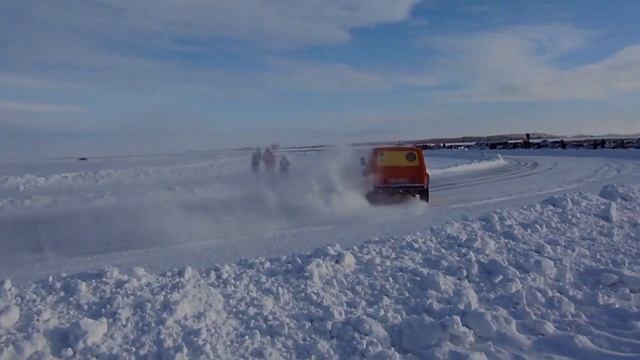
362;146;430;203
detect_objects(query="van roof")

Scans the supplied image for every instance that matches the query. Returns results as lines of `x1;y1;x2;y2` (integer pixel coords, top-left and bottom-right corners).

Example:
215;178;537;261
372;146;422;152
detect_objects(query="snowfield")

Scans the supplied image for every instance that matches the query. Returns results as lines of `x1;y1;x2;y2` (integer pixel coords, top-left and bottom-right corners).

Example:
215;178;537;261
1;149;640;358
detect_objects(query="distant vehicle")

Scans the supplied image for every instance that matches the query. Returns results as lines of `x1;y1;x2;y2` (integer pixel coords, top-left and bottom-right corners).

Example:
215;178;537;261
362;146;430;204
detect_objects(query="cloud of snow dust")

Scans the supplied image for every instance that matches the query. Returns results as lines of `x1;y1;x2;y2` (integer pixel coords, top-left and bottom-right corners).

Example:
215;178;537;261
0;146;428;279
153;146;374;243
129;144;430;257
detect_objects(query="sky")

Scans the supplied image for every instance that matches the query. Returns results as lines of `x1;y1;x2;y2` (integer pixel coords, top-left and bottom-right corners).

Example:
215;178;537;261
1;0;640;157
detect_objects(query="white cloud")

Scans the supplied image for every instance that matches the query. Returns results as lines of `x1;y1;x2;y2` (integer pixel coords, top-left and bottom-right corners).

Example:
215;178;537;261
0;0;419;61
106;0;418;48
575;45;640;92
396;74;439;87
0;73;82;90
0;99;88;114
264;59;439;93
0;1;423;98
265;59;390;93
421;25;640;102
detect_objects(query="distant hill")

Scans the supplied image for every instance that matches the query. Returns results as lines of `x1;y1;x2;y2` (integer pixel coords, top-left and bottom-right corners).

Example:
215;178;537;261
570;133;640;139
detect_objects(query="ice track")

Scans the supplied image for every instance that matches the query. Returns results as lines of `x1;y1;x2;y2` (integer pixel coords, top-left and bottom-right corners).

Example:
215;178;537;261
0;150;639;281
430;155;624;207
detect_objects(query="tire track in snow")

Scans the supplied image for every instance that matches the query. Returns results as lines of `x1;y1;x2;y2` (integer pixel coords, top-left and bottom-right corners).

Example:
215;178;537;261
430;158;542;192
429;156;636;208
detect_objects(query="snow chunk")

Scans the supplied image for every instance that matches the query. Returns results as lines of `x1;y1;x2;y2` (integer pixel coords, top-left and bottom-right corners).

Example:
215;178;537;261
371;349;399;360
598;273;619;287
100;266;123;282
548;295;575;313
351;315;390;348
598;202;617;223
483;258;515;279
526;288;546;307
543;195;573;210
530;257;556;278
1;279;12;292
599;184;631;202
61;348;74;358
170;285;224;321
306;246;356;287
0;305;20;328
395;316;445;355
131;266;152;283
442;315;475;346
419;271;453;294
529;319;555;336
68;317;108;350
534;242;552;256
463;310;496;339
452;283;479;310
337;250;356;269
481;213;501;233
181;265;198;281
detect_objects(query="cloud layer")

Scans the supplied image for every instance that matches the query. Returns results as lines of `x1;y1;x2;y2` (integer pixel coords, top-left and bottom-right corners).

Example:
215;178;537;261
423;25;640;102
1;0;419;57
0;99;87;114
1;1;640;157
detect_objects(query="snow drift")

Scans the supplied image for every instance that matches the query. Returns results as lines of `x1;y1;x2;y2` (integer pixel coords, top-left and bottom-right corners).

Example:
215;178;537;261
1;184;639;359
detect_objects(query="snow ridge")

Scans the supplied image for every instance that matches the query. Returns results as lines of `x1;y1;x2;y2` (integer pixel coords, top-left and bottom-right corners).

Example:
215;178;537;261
1;185;640;359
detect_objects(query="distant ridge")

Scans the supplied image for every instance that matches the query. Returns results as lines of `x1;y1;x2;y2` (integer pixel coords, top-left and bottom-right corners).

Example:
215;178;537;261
237;132;640;152
570;133;640;139
354;133;558;146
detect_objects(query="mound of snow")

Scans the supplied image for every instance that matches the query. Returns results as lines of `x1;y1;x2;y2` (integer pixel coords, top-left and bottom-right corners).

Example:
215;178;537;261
1;184;640;359
68;317;108;351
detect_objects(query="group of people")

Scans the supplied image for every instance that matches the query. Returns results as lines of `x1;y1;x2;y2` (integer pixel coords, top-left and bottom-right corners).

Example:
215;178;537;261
251;148;290;175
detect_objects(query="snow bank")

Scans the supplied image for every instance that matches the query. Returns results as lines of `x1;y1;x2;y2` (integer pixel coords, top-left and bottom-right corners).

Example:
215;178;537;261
2;185;640;359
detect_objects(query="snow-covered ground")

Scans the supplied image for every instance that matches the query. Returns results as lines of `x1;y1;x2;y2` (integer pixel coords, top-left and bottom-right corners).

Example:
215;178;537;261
1;149;640;358
0;149;507;281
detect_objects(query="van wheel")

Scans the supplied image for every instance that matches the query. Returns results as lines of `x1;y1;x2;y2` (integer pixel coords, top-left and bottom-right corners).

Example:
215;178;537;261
419;188;430;202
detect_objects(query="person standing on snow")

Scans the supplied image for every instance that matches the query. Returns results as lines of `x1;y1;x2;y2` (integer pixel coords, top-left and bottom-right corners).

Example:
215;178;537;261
279;155;290;175
251;148;262;173
262;147;276;173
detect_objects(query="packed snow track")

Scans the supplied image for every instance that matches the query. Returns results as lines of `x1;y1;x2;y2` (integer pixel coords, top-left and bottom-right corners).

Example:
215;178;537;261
0;149;639;281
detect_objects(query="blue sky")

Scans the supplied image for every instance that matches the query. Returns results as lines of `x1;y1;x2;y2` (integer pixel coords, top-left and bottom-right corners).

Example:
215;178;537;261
1;0;640;157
